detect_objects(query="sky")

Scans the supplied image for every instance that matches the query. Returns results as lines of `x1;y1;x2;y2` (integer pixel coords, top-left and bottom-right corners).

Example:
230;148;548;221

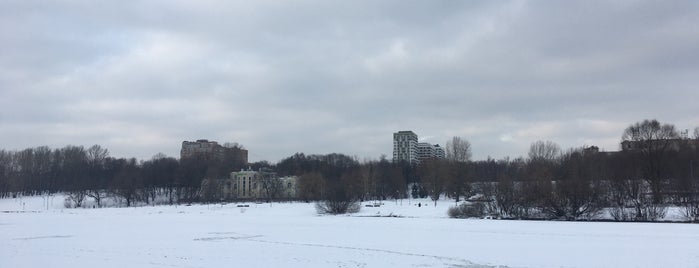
1;1;698;163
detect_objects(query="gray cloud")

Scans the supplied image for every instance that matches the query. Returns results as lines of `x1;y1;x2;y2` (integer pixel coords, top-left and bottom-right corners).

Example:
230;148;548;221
1;1;698;162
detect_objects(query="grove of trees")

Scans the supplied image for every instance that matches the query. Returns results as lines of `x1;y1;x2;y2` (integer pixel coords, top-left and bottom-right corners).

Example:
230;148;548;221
0;144;248;207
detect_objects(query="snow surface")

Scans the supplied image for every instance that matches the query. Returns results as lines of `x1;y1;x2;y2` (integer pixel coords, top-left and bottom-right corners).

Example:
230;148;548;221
2;196;699;268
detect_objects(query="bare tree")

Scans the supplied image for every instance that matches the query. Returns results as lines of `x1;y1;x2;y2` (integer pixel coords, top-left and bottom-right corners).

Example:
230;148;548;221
86;145;109;166
622;119;679;203
298;172;325;202
622;119;679;144
445;161;470;203
110;159;141;207
538;149;604;220
260;175;283;202
66;191;86;208
526;141;560;184
419;158;448;206
694;126;699;139
86;145;109;207
528;140;561;163
444;137;472;203
446;136;472;162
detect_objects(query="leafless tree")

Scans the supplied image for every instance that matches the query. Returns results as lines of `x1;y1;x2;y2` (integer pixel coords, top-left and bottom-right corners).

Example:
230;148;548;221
419;158;448;206
260;175;284;202
445;161;470;203
526;141;560;185
622;119;679;203
66;191;86;208
86;145;109;166
538;149;605;220
446;136;472;162
528;140;561;163
298;172;325;202
110;159;141;207
622;119;678;142
85;145;109;207
490;178;520;218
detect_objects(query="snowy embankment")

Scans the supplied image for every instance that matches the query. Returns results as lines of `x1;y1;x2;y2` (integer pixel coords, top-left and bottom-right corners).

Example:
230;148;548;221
2;195;699;268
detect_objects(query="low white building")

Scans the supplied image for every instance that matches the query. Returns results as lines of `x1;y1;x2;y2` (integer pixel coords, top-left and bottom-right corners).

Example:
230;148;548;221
201;169;299;201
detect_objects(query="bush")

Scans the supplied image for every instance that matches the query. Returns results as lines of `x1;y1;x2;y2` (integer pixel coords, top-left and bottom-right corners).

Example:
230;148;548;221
610;202;667;222
315;200;360;215
448;202;485;218
609;206;633;221
683;202;699;222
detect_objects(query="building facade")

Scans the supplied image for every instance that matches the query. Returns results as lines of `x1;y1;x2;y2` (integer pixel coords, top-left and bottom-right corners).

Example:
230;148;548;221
201;168;298;201
181;139;224;159
393;131;418;164
417;143;446;161
417;142;435;159
434;145;445;159
393;131;445;164
180;139;249;164
621;139;699;152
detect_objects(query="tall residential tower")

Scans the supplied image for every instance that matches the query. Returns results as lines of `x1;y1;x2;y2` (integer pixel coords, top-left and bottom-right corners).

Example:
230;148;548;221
393;131;418;164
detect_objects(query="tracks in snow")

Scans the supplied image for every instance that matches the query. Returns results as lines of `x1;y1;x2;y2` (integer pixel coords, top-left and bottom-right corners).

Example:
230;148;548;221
195;232;505;268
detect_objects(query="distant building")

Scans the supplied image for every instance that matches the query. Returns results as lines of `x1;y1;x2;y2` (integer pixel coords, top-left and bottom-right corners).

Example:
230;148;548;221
394;131;445;164
393;131;418;164
621;139;699;152
434;144;446;159
417;142;435;159
583;145;600;154
180;139;248;164
181;139;224;159
230;168;274;199
201;168;298;201
417;143;445;161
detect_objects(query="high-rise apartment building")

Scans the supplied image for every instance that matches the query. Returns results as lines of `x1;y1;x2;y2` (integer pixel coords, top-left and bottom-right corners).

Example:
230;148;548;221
393;131;418;164
394;131;445;164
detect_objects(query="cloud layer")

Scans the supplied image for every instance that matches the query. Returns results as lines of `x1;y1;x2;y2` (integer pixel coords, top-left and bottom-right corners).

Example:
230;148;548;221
2;1;698;162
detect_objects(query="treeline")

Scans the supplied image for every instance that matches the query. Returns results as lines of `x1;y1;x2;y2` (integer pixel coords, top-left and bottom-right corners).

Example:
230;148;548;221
276;120;699;221
0;144;247;207
276;153;412;203
1;119;698;222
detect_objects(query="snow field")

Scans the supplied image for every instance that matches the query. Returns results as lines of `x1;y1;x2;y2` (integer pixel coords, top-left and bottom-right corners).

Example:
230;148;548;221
2;196;699;268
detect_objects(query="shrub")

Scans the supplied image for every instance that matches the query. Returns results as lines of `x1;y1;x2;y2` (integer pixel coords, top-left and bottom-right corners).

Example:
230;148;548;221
610;206;633;221
315;200;360;215
610;202;667;222
683;201;699;222
448;202;485;218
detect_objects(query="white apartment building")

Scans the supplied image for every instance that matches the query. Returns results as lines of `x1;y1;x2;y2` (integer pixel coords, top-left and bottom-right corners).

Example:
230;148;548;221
394;131;446;164
417;143;445;161
393;131;418;164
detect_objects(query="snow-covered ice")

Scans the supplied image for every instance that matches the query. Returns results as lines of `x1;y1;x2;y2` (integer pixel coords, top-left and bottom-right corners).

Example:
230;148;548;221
2;195;699;268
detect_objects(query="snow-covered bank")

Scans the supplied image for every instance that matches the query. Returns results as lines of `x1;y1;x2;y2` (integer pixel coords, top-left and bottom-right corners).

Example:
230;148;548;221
2;195;699;268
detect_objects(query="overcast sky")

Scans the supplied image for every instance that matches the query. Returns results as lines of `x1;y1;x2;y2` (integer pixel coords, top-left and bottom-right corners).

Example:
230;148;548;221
1;1;698;162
